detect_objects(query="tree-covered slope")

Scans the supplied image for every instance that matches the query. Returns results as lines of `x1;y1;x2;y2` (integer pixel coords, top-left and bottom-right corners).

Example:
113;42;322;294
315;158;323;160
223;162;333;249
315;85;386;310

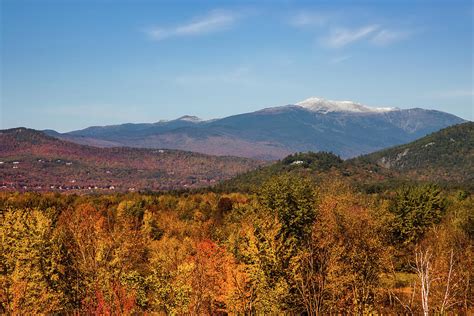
354;122;473;185
0;128;265;192
216;151;397;192
217;123;473;193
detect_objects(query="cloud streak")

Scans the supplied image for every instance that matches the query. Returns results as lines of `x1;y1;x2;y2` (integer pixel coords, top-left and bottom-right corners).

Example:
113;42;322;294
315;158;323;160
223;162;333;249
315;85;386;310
322;25;379;48
371;29;411;46
146;10;239;40
330;55;351;64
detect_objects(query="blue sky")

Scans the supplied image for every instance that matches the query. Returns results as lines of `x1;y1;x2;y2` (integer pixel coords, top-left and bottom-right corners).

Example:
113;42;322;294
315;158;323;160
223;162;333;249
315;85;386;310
1;0;473;132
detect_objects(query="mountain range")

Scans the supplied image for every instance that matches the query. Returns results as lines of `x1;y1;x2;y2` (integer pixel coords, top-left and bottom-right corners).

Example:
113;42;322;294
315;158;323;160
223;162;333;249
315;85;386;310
45;97;466;160
1;122;472;193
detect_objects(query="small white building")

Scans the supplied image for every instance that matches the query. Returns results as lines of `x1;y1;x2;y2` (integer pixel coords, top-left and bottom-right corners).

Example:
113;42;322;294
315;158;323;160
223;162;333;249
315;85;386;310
291;160;305;165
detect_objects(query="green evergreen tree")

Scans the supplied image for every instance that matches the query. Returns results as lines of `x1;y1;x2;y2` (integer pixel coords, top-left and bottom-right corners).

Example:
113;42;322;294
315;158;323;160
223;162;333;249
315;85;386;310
390;184;447;245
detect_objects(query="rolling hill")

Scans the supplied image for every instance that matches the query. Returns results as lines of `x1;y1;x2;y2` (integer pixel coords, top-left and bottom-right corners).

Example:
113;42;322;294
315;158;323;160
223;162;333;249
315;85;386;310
0;128;265;192
355;121;474;185
217;122;473;192
215;151;397;193
47;97;465;160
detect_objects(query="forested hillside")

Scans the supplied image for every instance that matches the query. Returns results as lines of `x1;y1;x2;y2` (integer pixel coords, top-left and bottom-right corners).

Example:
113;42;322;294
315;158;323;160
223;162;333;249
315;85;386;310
0;128;264;191
219;123;474;193
357;122;473;185
217;151;399;193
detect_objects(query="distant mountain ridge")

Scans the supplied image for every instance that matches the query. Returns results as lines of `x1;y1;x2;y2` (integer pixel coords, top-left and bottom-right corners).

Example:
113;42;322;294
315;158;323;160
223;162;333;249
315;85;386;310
45;97;466;160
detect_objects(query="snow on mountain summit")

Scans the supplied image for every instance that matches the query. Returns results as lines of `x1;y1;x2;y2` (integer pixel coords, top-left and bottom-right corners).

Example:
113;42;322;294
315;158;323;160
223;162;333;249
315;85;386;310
177;115;203;122
296;97;396;113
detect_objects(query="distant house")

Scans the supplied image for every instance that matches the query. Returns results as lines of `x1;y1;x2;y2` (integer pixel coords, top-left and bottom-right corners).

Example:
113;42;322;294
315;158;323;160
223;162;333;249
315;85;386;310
291;160;305;165
66;162;73;166
12;161;20;164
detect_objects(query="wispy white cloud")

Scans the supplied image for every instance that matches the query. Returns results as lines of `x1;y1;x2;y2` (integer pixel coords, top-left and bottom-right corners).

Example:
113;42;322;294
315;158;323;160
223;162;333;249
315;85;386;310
322;25;379;48
289;12;328;27
371;29;411;46
329;55;351;64
146;10;240;40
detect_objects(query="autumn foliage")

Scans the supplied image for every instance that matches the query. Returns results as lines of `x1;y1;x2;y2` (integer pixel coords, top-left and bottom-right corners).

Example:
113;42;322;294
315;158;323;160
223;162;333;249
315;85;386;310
0;177;473;314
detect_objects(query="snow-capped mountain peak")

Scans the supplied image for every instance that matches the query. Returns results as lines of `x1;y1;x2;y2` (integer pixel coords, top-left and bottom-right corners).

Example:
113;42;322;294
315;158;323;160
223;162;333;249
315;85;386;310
177;115;203;122
295;97;396;113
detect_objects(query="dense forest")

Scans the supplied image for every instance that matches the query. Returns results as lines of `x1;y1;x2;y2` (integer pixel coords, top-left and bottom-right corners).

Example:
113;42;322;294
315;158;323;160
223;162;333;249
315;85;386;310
1;175;473;314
